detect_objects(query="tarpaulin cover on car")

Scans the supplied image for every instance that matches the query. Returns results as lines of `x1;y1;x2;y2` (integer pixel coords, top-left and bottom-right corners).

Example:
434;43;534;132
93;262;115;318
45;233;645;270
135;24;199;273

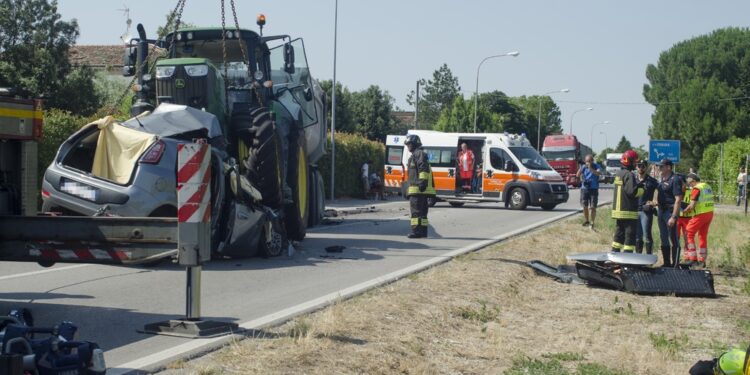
120;103;223;139
91;116;157;184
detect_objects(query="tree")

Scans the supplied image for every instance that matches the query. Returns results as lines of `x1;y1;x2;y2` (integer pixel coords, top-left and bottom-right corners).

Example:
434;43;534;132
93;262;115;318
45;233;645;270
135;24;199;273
156;11;196;39
644;27;750;164
349;85;403;142
0;0;99;115
510;95;563;147
320;79;354;134
406;64;461;129
614;135;633;153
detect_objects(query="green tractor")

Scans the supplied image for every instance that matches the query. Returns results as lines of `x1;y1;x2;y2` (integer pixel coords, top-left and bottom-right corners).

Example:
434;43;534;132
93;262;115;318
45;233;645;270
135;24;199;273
122;16;327;255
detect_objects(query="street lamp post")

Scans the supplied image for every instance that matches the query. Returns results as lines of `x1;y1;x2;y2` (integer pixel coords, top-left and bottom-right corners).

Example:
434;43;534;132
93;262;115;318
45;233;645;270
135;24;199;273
590;121;611;152
600;131;608;150
329;0;338;201
473;51;519;133
569;107;593;134
537;88;569;150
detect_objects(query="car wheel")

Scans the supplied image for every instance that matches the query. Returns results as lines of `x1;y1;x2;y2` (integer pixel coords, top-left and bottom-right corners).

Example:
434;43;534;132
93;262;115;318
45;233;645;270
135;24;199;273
541;203;557;211
448;201;464;207
260;217;287;258
508;188;528;210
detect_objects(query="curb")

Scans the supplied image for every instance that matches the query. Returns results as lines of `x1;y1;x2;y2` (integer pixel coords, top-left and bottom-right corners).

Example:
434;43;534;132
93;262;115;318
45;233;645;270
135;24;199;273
111;201;609;374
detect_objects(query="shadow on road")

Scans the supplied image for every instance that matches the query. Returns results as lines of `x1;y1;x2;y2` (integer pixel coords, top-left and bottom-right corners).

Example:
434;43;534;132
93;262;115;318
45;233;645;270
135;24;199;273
0;300;237;352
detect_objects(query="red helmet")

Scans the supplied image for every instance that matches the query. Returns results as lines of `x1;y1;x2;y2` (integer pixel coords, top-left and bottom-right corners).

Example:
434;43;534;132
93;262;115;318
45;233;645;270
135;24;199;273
621;150;638;167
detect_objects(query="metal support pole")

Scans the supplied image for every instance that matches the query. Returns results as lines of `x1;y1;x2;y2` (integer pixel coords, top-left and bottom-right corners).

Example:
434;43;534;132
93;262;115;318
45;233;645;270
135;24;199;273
744;154;749;215
537;98;542;151
329;0;338;201
414;81;419;129
719;143;723;202
186;266;202;320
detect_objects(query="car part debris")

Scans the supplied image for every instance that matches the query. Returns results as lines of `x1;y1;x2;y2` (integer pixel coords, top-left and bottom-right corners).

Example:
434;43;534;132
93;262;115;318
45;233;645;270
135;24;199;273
527;260;584;284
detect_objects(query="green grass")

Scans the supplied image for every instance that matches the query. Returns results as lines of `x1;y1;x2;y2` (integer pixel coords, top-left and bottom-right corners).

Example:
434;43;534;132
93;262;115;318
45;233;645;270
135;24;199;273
453;301;499;323
505;356;630;375
649;332;689;357
541;352;586;361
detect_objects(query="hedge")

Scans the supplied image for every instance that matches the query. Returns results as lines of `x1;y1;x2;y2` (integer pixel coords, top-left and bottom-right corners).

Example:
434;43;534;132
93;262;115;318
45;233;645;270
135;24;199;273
316;132;385;198
699;137;750;201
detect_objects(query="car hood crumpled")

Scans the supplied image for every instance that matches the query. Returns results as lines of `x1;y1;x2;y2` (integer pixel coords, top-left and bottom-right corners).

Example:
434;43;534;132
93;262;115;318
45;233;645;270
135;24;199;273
121;103;223;139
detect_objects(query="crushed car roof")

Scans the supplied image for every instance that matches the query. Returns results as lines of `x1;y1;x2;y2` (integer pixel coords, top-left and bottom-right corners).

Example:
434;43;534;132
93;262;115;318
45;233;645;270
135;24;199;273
121;103;223;139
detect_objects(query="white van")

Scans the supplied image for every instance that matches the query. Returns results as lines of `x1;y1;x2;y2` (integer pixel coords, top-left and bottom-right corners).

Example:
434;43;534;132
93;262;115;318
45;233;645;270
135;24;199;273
384;130;568;210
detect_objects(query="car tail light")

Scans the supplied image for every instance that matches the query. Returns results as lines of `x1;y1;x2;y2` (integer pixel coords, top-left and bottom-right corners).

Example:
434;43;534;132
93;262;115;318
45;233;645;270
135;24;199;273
41;189;50;199
140;140;166;164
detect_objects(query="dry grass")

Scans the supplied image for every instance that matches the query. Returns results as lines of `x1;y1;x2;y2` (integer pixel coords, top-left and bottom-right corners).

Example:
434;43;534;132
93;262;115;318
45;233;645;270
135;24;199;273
163;208;750;375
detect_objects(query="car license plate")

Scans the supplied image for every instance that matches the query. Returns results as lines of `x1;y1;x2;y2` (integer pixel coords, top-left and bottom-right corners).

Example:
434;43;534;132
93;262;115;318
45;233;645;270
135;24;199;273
60;178;99;202
556;194;564;199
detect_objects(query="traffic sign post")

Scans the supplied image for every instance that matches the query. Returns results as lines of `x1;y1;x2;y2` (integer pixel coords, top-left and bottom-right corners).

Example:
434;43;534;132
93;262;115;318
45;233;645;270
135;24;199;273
142;142;238;338
649;140;681;164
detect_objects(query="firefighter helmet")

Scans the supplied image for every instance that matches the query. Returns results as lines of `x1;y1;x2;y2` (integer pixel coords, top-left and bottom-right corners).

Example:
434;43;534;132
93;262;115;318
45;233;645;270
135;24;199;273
404;134;422;148
621;150;638;168
716;348;746;375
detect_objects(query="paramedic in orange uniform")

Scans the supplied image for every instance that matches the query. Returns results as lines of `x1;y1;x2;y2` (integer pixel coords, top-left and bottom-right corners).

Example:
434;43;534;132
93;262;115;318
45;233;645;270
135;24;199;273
457;143;475;192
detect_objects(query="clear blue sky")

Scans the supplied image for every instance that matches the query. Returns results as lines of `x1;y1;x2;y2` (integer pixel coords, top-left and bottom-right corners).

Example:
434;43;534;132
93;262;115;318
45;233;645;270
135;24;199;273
59;0;750;153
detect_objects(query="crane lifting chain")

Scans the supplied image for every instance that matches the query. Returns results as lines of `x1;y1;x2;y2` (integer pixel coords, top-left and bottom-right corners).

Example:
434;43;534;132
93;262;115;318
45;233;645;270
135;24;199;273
221;0;264;107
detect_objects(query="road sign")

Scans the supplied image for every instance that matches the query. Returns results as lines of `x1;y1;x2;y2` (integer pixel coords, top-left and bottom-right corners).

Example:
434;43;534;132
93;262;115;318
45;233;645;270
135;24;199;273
649;140;681;163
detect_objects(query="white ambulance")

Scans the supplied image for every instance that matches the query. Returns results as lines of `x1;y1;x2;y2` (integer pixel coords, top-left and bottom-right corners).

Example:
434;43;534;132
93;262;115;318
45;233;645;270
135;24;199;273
384;130;569;210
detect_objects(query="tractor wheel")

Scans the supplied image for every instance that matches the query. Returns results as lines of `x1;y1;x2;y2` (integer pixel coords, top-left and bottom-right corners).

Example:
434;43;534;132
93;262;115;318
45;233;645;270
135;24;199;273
243;108;283;209
307;167;324;227
284;131;309;241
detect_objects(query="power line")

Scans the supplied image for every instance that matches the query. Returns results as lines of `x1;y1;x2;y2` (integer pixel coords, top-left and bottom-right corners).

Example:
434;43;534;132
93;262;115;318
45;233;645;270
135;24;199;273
459;90;750;106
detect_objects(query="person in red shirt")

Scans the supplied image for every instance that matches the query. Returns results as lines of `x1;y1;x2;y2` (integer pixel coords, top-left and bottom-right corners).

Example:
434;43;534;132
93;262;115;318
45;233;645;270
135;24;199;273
457;143;475;192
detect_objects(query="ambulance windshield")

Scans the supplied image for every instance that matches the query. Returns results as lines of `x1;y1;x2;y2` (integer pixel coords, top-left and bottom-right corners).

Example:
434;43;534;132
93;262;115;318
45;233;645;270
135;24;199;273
509;147;554;171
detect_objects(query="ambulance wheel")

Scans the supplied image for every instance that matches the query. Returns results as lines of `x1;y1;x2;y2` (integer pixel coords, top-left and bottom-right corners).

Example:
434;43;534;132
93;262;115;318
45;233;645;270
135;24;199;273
449;202;464;207
427;197;437;207
508;188;528;210
541;203;557;211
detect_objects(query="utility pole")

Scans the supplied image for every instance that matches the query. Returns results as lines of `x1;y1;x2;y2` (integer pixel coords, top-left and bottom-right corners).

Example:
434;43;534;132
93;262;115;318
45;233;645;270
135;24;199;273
414;81;420;129
329;0;338;201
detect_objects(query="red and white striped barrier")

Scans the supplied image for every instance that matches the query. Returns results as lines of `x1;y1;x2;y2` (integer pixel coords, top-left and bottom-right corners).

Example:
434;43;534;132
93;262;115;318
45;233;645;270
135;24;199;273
177;143;211;223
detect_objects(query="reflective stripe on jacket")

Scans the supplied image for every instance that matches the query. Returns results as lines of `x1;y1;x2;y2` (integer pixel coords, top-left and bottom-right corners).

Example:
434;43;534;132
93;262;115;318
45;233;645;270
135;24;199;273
612;169;641;220
407;148;436;196
693;182;714;215
679;187;694;218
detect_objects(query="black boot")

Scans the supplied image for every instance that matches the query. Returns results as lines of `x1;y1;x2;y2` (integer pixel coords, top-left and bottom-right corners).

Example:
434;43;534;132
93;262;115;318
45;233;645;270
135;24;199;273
660;246;672;267
635;240;643;254
419;225;428;238
407;226;420;238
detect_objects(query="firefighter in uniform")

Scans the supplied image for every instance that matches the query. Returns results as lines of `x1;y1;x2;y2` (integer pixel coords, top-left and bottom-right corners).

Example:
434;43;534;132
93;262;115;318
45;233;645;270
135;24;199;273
404;134;435;238
611;150;644;252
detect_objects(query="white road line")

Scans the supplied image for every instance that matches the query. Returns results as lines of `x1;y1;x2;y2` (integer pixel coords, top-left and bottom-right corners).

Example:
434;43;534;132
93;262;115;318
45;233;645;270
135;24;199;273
0;264;91;281
109;208;584;374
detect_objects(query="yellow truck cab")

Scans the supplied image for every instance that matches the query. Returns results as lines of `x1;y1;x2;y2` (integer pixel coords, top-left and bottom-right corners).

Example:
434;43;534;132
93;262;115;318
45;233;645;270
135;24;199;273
385;130;569;210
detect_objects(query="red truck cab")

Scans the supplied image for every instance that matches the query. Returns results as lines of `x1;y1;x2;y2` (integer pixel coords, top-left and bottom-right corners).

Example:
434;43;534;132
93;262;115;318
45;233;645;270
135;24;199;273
541;134;592;188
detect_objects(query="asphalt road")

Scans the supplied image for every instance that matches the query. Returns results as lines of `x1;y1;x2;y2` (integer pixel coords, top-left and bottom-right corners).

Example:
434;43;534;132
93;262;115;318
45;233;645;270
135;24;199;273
0;188;612;373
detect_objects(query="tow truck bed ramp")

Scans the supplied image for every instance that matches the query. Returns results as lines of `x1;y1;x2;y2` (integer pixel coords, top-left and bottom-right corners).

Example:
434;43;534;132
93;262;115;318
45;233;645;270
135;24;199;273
0;216;177;265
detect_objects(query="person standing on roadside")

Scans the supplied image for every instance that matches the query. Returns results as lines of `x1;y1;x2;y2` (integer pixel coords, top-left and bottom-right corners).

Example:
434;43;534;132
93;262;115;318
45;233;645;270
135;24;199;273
683;173;714;267
405;134;435;238
611;150;643;253
361;160;371;199
656;159;684;268
635;159;658;254
738;167;747;206
576;154;601;229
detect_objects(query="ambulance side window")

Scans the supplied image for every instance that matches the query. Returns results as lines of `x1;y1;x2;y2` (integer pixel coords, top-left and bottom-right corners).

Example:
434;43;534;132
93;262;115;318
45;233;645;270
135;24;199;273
489;148;505;170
